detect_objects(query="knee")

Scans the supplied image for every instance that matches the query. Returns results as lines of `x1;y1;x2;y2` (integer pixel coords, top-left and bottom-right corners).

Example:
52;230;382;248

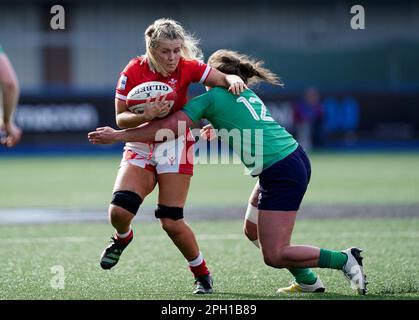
160;218;183;236
109;203;132;219
262;255;276;268
243;220;257;241
109;205;132;226
155;204;184;236
244;203;258;240
243;226;251;240
261;248;288;269
155;204;184;220
2;78;19;92
111;190;142;215
109;190;141;223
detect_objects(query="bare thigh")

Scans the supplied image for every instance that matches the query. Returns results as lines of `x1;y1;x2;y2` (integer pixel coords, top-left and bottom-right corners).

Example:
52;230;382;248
258;210;320;267
108;164;157;231
157;173;191;207
257;209;297;251
113;164;157;198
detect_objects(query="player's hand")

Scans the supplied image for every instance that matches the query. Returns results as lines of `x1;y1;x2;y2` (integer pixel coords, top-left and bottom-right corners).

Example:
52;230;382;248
228;82;247;95
88;126;120;144
200;124;218;141
227;75;248;95
142;93;171;121
0;121;22;147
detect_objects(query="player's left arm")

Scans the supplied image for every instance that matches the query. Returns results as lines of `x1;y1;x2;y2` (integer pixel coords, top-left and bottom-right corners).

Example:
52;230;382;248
88;111;194;144
204;68;247;95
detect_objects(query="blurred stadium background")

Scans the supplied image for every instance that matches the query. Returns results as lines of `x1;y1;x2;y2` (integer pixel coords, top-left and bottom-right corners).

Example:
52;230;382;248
1;0;419;152
0;0;418;300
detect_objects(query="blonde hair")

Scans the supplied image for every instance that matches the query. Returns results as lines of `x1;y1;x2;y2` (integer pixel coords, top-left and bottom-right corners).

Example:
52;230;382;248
208;49;283;87
145;18;204;76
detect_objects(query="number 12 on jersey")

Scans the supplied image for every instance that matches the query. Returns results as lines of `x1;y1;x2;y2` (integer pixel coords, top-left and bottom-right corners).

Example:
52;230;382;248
237;96;274;122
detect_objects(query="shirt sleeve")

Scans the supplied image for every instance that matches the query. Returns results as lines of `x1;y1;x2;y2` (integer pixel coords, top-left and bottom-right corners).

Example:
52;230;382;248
188;60;212;84
115;71;134;101
182;90;213;122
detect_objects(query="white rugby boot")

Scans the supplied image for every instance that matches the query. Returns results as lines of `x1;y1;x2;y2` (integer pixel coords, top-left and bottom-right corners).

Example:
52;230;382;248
277;276;325;294
341;247;368;295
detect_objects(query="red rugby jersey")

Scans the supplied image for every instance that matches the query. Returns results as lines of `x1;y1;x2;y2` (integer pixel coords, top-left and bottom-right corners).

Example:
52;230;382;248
115;56;211;114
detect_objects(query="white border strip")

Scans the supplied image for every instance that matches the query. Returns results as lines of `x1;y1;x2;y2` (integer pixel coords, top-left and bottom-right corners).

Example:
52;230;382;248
199;66;212;84
116;93;127;101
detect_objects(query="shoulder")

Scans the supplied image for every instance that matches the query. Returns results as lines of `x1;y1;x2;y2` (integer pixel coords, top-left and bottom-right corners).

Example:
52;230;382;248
122;56;147;73
212;88;258;102
211;87;228;93
181;58;207;69
210;86;235;97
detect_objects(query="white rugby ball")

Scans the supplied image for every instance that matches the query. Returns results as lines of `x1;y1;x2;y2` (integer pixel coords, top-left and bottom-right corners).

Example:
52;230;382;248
126;81;177;118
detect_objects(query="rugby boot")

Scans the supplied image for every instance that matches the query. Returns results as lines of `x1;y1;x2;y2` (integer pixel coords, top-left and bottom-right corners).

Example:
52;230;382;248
193;274;213;294
277;276;325;293
341;247;368;295
100;235;132;270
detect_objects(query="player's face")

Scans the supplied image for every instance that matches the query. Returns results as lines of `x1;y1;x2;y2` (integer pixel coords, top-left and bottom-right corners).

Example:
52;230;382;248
155;39;182;74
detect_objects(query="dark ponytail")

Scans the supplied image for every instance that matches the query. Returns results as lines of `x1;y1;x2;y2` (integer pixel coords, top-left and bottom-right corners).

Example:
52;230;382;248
208;49;283;87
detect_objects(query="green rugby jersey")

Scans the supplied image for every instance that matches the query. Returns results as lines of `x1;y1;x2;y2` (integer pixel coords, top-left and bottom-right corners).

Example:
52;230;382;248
0;44;3;54
182;87;298;175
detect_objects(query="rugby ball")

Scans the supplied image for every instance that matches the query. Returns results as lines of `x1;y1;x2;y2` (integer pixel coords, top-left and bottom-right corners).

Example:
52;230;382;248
126;81;177;118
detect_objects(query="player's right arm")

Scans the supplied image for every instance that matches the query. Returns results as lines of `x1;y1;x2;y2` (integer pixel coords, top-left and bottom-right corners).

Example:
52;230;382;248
115;98;168;128
114;59;169;128
115;98;145;128
88;92;209;145
89;111;193;145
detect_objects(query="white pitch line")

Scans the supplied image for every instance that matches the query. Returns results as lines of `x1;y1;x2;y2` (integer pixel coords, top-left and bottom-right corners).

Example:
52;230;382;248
0;234;244;244
0;231;418;244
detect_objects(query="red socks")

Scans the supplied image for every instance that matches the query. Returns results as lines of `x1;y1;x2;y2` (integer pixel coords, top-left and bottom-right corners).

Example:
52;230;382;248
188;252;210;277
116;228;133;245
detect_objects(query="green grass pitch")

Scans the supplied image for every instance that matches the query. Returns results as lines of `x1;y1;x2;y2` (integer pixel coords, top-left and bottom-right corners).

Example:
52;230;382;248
0;218;417;300
0;152;419;208
0;152;418;300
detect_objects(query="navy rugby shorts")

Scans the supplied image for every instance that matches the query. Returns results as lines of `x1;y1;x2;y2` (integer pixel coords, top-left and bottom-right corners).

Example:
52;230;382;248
258;145;311;211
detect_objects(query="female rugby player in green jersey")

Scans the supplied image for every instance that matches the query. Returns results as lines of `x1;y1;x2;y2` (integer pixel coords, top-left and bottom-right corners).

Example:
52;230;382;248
88;50;367;295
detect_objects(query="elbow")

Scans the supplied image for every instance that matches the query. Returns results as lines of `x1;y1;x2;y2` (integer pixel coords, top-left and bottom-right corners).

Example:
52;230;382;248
1;79;19;94
116;117;128;129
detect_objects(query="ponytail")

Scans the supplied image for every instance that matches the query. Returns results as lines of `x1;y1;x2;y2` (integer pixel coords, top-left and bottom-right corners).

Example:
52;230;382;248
208;50;283;87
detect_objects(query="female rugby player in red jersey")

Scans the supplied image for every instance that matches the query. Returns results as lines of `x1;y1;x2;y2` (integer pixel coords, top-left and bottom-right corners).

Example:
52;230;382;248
99;18;246;294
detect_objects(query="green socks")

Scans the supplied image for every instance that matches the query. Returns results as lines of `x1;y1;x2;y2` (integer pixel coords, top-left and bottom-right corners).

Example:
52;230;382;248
288;249;349;284
318;248;348;269
289;268;318;285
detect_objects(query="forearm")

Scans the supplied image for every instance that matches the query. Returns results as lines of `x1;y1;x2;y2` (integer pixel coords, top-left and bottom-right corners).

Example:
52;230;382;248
117;115;188;143
2;82;19;124
88;111;195;146
225;74;244;86
118;121;166;143
116;111;150;128
0;54;19;124
204;69;245;94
